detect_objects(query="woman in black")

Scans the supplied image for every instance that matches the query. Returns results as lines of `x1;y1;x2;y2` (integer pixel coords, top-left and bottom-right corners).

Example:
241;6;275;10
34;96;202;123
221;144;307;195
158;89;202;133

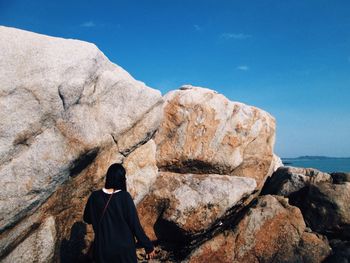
83;163;155;262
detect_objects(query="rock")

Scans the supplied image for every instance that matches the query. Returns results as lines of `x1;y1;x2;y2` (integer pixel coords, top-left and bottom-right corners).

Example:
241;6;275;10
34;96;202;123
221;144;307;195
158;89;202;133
296;232;333;263
0;26;163;261
261;166;332;196
136;85;278;258
289;182;350;239
123;139;158;205
272;154;283;172
184;230;236;263
2;216;56;263
331;172;350;184
154;85;276;187
261;166;350;240
137;172;256;241
230;195;328;263
185;195;331;263
324;239;350;263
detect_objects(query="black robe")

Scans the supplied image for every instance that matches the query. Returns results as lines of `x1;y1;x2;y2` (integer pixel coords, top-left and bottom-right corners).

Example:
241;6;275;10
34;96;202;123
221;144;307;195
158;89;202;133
83;190;154;263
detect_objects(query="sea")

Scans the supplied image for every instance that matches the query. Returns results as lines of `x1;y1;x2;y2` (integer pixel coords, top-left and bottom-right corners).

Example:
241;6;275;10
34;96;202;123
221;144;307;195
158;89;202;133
281;157;350;173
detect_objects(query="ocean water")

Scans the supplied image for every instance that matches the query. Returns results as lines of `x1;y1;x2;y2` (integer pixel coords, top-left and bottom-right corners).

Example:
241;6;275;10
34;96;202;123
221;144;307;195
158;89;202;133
281;158;350;173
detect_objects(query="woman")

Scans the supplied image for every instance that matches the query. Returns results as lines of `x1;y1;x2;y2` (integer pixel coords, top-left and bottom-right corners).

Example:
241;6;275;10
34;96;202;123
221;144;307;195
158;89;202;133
83;163;156;262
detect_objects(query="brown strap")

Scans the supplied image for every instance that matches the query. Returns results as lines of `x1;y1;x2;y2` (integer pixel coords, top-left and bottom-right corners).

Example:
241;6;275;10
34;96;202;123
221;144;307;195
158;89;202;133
98;191;114;226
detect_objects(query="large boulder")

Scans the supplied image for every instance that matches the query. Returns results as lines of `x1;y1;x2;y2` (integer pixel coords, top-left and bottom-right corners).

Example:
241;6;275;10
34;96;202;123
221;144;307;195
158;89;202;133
0;26;163;261
261;166;350;239
138;172;256;241
137;85;277;257
154;85;276;188
185;195;331;263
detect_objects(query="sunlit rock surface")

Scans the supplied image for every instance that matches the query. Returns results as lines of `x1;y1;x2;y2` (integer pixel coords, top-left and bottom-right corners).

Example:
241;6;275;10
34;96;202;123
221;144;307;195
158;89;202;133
186;195;331;263
154;85;276;188
0;26;163;262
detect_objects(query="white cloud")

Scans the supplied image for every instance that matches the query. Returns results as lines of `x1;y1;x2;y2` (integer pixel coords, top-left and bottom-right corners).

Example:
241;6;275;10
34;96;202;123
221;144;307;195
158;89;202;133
80;21;96;28
193;24;202;31
221;33;252;40
237;65;249;71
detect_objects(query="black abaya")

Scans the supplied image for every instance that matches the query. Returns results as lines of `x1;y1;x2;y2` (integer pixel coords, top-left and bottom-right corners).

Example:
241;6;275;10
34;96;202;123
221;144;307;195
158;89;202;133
83;190;154;263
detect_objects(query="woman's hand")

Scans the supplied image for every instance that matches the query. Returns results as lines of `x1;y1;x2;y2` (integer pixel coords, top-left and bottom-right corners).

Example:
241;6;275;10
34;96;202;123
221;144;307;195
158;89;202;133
146;249;156;259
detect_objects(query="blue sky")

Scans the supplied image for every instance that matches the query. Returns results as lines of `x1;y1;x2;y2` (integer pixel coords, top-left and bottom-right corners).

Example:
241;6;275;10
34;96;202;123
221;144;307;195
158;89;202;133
1;0;350;157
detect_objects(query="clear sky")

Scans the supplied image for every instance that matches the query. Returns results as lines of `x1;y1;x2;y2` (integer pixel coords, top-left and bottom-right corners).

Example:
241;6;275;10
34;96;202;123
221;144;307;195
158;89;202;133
1;0;349;157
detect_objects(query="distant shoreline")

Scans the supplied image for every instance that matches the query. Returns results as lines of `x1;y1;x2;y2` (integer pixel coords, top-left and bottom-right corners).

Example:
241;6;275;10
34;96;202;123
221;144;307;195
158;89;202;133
282;156;350;160
280;156;350;173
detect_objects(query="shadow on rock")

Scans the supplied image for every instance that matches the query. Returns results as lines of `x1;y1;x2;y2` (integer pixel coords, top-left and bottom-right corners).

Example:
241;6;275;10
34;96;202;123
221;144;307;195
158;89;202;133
153;217;190;260
324;239;350;263
60;221;88;263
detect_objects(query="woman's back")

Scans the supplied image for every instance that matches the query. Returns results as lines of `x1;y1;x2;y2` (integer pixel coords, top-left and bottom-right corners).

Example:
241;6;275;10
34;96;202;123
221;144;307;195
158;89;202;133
83;189;153;263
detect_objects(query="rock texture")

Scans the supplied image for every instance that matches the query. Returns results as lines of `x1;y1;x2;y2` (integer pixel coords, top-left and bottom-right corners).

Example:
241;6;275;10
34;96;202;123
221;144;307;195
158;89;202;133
2;216;56;263
135;86;277;259
0;26;163;262
123;139;158;205
186;195;331;263
154;85;276;187
184;230;236;263
262;167;350;240
261;166;332;197
272;154;283;172
138;172;256;242
289;181;350;239
261;167;350;262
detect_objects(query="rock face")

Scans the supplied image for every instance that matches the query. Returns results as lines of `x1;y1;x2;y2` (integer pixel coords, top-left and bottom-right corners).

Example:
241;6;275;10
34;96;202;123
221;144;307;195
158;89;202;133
123;139;158;205
154;85;276;187
262;166;350;240
272;154;283;172
2;216;56;263
289;181;350;239
0;26;163;262
261;166;350;261
186;195;331;263
136;85;277;256
138;172;256;241
261;166;332;196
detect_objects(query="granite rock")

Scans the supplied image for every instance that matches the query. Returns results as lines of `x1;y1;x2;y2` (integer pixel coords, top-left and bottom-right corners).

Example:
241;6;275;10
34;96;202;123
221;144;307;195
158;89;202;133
185;195;331;263
123;139;158;205
0;26;163;261
261;166;332;197
138;172;256;241
154;85;276;188
2;216;56;263
289;181;350;239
